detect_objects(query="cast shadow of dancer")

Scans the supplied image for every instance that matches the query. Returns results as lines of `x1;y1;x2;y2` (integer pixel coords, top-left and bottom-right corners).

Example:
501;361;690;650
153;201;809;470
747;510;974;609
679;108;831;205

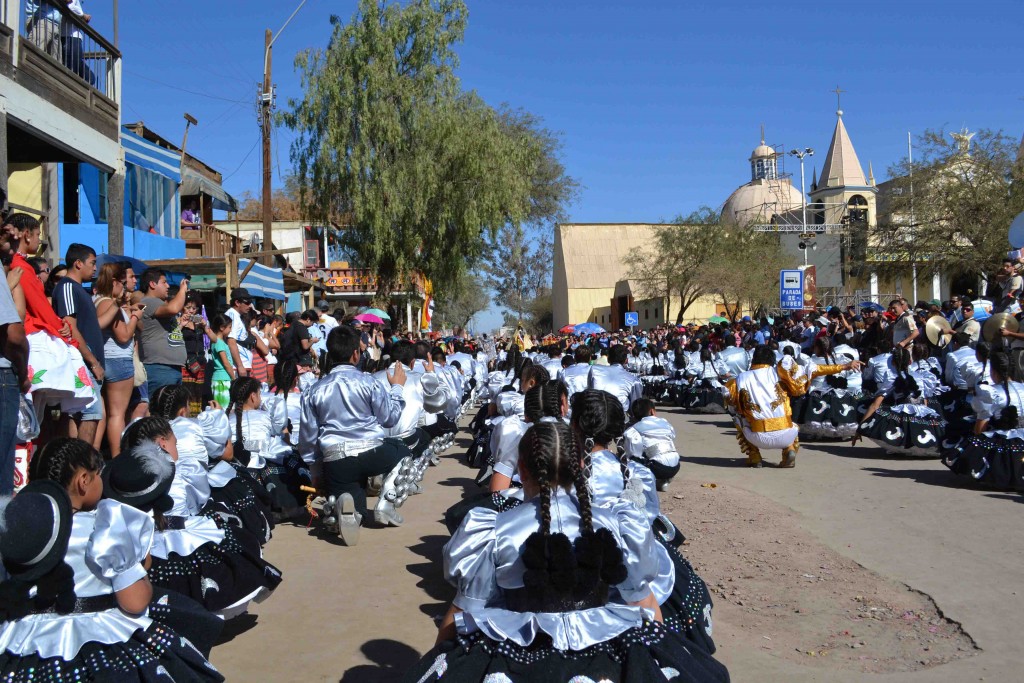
338;639;421;682
407;534;456;618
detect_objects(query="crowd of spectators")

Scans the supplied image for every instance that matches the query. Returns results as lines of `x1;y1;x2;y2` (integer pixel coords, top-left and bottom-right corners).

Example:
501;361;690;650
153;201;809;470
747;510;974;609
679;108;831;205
0;208;408;494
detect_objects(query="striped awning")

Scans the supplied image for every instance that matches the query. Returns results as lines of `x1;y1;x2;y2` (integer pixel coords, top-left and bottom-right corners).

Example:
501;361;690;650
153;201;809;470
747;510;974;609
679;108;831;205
120;130;181;183
238;258;285;301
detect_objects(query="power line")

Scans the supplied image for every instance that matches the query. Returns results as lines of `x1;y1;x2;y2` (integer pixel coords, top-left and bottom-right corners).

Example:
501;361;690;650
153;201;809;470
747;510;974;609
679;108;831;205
222;138;261;181
124;71;249;104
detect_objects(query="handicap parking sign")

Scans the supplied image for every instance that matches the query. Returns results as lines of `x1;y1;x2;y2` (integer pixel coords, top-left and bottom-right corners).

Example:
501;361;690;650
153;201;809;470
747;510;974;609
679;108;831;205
625;311;639;327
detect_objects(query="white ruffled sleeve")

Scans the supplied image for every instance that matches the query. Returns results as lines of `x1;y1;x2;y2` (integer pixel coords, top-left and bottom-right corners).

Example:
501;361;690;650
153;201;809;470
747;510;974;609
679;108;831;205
496;391;524;418
971;383;1005;421
492;417;527;479
607;498;661;603
263;396;290;436
197;409;232;460
444;507;499;612
88;500;155;592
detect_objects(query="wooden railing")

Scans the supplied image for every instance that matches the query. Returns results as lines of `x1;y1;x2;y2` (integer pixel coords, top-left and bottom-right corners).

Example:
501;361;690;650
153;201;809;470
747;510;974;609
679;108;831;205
182;224;242;259
18;1;120;99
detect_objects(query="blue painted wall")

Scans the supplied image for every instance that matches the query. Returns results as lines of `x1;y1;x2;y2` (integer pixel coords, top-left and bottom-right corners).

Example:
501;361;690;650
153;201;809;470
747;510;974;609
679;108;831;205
58;163;184;262
60;225;185;261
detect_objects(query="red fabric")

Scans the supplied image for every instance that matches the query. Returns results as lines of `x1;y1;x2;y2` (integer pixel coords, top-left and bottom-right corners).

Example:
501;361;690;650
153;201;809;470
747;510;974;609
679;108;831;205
11;253;78;346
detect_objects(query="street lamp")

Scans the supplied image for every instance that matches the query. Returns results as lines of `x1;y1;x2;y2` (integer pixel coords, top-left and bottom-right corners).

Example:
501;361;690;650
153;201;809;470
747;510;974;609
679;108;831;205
789;148;814;266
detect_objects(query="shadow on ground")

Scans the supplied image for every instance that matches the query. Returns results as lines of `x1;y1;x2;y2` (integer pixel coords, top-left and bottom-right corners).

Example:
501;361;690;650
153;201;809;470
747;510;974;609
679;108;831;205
686;455;753;468
338;639;422;682
863;466;980;491
812;443;940;462
407;534;456;619
214;613;259;646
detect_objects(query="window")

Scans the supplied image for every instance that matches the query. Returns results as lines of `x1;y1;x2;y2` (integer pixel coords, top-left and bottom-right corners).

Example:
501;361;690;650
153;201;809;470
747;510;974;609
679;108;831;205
645;309;649;320
97;171;109;222
304;240;320;268
655;308;659;319
848;195;868;225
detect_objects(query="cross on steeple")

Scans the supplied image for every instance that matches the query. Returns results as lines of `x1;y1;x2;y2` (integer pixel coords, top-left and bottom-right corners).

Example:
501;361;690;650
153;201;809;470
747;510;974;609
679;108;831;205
832;85;846;116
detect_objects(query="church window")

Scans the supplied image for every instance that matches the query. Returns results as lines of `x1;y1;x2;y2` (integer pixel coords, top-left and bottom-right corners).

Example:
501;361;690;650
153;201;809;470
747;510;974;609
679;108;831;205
848;195;868;225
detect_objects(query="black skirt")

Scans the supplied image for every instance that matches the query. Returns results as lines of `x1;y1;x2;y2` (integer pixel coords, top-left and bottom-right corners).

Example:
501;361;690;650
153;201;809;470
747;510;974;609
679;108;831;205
149;523;282;613
857;405;945;456
205;477;274;544
264;452;313;515
795;390;862;439
656;537;716;655
0;622;223;683
402;619;729;683
677;386;726;414
941;433;1024;490
148;587;224;658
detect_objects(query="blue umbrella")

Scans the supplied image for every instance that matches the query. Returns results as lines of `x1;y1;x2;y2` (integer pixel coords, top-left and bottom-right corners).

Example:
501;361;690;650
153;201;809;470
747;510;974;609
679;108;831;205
858;301;884;312
574;322;606;335
96;253;148;274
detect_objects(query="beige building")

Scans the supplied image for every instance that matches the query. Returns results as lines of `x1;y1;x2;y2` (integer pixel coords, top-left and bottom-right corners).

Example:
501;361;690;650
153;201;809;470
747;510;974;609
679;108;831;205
552;223;725;330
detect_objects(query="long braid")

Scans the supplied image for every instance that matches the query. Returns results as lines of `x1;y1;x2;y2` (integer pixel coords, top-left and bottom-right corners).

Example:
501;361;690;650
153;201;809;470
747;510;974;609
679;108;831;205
534;428;552;537
567;435;593;535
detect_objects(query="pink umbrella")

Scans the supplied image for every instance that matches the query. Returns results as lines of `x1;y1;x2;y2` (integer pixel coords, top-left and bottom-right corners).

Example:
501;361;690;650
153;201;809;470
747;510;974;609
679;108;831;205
354;312;385;324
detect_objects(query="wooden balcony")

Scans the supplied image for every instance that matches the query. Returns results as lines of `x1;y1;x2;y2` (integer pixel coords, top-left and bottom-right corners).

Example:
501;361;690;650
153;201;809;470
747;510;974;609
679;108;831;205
183;224;242;259
304;266;425;298
6;3;120;142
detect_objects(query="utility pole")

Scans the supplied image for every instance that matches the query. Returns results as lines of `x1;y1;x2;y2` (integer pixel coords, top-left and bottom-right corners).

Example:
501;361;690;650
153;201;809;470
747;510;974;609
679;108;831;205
257;3;307;267
260;29;274;266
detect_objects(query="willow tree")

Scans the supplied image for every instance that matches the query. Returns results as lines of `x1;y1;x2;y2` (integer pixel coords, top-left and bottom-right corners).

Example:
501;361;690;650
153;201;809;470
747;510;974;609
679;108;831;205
283;0;538;304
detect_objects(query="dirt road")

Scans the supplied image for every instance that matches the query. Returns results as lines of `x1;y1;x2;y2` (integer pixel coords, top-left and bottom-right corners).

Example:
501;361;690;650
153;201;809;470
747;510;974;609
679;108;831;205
210;409;1021;682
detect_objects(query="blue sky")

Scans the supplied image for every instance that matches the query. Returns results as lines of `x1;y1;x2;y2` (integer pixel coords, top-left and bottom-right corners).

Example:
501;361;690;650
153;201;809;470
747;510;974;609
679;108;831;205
102;0;1024;330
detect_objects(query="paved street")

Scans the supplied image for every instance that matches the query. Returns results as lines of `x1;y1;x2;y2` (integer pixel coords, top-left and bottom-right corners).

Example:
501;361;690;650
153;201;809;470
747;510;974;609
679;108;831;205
211;408;1021;682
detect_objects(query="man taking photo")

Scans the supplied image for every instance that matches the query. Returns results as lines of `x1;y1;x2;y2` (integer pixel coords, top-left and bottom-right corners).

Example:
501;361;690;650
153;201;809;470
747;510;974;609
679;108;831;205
138;268;189;395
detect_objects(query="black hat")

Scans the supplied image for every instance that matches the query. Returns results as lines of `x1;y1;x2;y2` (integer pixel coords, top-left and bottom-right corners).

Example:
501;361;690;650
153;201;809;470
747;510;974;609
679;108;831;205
231;287;253;303
102;442;175;513
0;480;74;581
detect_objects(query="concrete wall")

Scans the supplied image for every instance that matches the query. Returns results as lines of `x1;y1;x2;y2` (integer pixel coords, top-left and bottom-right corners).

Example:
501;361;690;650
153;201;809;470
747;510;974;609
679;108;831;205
215;221;307;272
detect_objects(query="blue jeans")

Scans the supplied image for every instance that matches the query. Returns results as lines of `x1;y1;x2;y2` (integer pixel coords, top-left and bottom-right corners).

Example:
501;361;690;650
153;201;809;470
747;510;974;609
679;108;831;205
145;363;182;398
0;368;21;495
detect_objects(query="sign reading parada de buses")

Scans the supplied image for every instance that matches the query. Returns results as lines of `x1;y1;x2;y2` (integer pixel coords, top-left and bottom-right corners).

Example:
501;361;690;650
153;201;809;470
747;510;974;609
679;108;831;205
779;269;804;310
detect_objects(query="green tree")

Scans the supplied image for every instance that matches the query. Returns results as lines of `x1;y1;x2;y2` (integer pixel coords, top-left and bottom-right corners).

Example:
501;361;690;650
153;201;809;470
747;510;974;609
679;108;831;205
699;231;790;320
872;128;1024;286
483;224;552;326
623;206;721;324
434;271;490;332
283;0;541;305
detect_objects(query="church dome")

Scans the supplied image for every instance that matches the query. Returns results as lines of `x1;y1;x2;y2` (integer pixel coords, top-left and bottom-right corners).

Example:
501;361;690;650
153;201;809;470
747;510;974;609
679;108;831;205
749;143;775;161
720;177;806;227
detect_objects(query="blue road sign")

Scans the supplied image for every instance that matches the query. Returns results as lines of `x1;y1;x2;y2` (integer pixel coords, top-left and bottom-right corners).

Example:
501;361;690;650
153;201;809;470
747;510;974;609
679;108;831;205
780;270;804;310
624;311;639;327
